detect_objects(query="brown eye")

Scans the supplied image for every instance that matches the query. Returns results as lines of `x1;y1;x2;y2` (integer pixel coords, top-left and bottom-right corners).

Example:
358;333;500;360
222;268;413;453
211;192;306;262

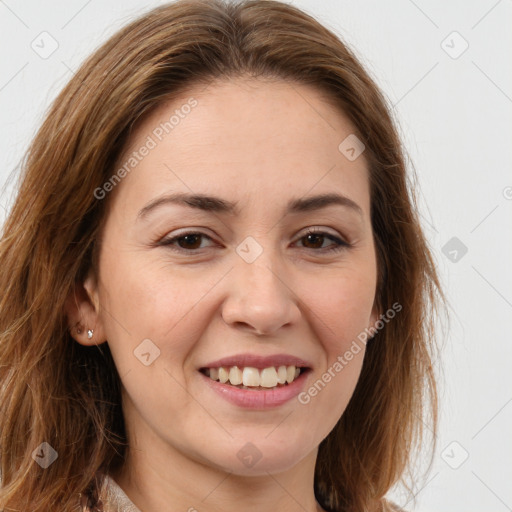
295;228;350;253
175;234;203;250
158;232;215;252
157;228;350;255
301;232;326;249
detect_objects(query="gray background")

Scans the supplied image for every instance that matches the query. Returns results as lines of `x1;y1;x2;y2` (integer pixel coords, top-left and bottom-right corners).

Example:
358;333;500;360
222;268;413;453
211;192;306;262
1;1;511;511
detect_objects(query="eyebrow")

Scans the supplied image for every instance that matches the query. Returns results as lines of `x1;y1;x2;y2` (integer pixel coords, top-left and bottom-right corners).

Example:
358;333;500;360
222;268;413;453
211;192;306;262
137;191;364;220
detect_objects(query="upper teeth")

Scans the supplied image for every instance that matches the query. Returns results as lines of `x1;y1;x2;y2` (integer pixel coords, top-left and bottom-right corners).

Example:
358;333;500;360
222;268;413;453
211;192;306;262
205;365;301;387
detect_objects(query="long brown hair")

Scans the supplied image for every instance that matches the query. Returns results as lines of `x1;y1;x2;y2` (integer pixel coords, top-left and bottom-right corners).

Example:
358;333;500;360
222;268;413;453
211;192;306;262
0;1;445;510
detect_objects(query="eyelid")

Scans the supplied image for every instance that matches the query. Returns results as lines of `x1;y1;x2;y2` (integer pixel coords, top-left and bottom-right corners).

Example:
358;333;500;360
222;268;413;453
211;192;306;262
299;226;345;240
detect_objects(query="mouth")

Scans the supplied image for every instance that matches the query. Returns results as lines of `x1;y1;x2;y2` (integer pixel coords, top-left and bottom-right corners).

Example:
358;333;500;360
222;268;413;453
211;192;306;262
198;364;311;409
197;353;313;408
199;365;310;390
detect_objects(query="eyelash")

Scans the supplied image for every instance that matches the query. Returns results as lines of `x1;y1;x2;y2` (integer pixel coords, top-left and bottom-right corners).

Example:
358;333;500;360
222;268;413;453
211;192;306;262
156;227;351;255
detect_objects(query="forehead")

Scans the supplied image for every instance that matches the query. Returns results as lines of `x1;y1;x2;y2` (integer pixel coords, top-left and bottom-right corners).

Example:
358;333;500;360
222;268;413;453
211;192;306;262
109;77;371;218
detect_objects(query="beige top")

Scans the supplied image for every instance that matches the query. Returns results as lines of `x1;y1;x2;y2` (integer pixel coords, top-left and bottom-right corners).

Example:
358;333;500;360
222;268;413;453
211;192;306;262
88;476;405;512
0;471;404;511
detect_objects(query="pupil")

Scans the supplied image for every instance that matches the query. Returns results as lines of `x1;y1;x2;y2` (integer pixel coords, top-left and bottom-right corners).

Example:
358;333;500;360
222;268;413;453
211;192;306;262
305;234;323;248
180;234;201;249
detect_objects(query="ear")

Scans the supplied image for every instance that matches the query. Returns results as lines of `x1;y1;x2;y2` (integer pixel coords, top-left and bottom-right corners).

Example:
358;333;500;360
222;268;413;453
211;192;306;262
64;271;106;346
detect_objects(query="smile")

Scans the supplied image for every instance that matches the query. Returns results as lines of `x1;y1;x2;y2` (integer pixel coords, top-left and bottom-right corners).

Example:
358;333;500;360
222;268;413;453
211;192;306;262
200;365;304;389
199;366;311;409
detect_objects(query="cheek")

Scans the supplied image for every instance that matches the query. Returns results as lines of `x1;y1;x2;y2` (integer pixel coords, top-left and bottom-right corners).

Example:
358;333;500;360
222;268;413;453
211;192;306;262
306;270;376;348
98;253;217;369
298;281;372;425
298;269;375;405
97;258;206;428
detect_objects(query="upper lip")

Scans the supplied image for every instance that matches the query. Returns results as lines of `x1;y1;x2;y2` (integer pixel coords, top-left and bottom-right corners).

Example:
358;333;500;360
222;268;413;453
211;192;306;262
200;353;313;370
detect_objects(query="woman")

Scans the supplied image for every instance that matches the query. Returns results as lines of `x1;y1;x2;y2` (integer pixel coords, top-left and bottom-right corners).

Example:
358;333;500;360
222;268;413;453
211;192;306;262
0;1;444;510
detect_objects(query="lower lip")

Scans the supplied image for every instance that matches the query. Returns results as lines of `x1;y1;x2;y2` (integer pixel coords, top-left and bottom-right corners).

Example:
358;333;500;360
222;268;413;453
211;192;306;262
199;370;310;409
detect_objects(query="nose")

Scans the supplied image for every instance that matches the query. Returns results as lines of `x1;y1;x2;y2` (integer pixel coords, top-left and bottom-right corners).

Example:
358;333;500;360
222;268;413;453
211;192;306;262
221;251;301;337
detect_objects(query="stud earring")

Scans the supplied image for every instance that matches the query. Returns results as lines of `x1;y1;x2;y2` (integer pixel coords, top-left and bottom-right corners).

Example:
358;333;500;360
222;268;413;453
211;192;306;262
87;329;94;339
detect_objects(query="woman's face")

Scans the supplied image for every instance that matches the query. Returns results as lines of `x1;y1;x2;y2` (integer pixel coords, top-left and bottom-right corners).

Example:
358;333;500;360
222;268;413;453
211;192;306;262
85;77;379;476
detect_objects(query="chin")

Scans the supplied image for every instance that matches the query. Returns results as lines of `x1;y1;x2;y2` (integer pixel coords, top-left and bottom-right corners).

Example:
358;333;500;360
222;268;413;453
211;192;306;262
203;435;315;476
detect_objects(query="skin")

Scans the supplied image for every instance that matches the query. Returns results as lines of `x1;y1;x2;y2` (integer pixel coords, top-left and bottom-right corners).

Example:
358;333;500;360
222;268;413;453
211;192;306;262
66;76;380;512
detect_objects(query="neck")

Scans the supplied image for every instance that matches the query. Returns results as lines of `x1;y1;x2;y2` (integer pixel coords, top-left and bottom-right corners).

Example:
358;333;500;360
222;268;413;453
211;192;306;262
112;428;325;512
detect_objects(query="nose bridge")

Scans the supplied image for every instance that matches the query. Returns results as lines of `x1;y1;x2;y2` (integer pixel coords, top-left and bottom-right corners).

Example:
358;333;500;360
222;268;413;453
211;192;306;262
238;247;283;297
222;238;300;335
